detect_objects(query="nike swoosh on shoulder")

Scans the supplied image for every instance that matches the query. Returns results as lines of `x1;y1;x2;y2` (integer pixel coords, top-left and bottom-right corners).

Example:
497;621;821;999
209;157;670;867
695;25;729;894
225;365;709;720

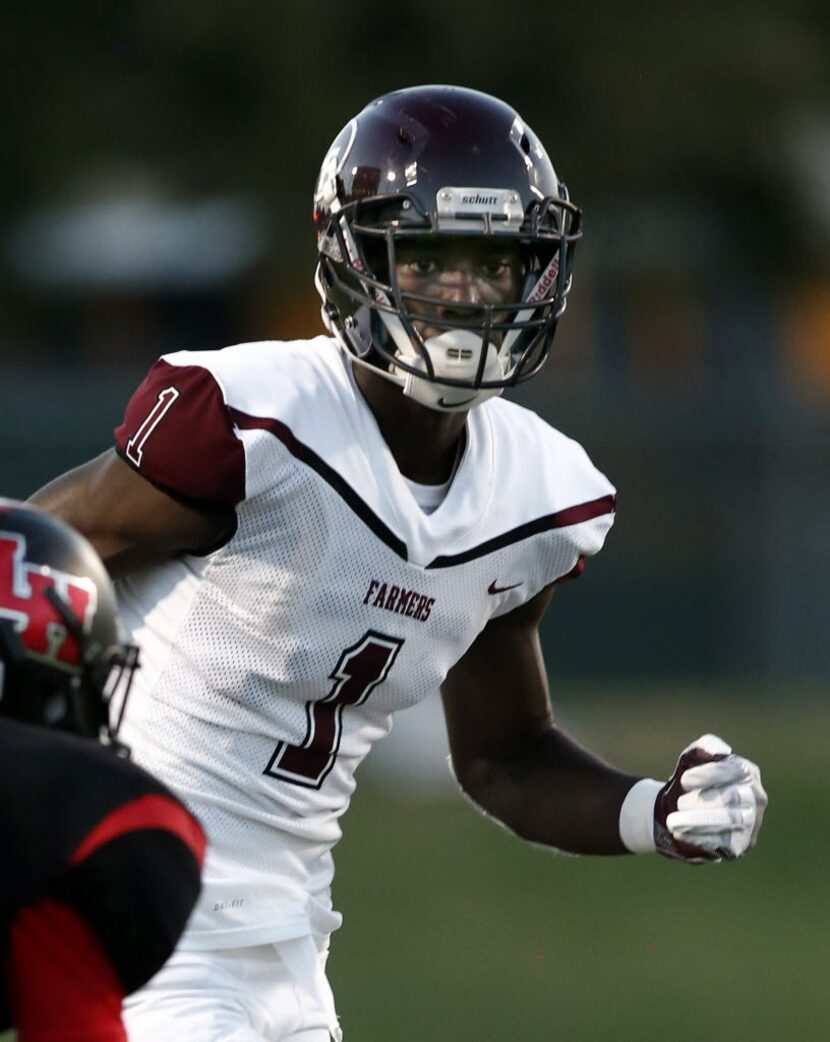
488;580;522;595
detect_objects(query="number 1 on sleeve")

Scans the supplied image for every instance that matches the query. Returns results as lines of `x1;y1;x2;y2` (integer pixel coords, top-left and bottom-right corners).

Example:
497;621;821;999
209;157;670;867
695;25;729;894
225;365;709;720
125;387;180;468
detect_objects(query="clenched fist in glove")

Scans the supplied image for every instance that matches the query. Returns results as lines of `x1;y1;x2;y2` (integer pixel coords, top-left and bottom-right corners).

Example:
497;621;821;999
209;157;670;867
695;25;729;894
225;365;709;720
618;734;767;862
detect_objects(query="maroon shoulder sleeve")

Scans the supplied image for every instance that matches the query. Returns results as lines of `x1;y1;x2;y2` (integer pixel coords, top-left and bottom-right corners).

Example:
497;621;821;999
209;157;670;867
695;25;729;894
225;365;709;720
114;358;246;506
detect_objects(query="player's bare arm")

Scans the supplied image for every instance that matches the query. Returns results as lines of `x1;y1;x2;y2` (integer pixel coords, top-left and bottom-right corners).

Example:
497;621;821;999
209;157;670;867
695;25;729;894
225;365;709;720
441;584;638;855
29;449;232;577
443;585;767;862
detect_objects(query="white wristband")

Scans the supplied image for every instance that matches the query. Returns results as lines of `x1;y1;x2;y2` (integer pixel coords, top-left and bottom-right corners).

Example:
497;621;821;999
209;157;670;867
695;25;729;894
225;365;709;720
619;778;663;854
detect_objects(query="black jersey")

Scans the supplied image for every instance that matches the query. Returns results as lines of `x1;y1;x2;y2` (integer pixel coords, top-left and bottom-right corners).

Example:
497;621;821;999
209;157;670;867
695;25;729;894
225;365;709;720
0;718;205;1035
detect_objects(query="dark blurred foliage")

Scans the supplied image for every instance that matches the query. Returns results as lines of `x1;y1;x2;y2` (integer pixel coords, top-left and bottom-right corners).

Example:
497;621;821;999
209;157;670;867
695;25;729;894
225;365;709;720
1;3;828;682
3;0;830;278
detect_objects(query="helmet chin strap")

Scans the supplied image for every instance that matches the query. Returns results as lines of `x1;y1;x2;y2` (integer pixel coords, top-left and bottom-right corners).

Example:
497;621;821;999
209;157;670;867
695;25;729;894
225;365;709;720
382;318;507;413
400;331;505;411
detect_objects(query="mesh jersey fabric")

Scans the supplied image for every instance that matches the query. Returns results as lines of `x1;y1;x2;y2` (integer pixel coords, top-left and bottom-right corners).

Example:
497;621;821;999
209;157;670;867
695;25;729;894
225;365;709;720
113;337;616;949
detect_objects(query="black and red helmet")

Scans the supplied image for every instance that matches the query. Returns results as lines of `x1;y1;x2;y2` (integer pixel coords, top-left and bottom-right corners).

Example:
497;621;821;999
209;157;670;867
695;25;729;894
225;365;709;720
313;84;581;410
0;500;138;745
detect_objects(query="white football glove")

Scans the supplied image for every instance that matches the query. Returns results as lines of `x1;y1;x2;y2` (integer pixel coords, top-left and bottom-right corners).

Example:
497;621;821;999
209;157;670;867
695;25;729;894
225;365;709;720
619;734;768;863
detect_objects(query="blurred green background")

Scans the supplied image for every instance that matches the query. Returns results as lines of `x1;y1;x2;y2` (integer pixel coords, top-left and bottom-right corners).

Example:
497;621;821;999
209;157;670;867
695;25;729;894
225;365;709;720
1;2;828;1039
330;691;829;1040
4;693;827;1042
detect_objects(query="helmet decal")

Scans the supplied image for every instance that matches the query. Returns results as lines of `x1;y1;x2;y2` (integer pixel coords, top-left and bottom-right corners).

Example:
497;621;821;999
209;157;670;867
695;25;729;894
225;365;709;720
314;118;358;218
0;532;97;670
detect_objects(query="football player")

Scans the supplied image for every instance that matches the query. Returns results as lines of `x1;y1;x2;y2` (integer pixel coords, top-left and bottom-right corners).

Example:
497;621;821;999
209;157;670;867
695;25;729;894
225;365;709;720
29;86;766;1042
0;500;205;1042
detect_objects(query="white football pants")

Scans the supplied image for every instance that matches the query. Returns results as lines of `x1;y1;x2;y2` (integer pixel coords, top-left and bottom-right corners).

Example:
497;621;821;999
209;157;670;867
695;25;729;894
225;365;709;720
123;936;340;1042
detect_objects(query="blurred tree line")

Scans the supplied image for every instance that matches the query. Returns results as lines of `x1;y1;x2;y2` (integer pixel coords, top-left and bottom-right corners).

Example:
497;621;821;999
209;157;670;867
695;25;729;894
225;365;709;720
3;0;830;279
1;2;828;682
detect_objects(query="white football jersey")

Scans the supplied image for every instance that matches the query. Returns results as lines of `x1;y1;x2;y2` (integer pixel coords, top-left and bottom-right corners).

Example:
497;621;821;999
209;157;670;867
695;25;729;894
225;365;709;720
113;337;616;949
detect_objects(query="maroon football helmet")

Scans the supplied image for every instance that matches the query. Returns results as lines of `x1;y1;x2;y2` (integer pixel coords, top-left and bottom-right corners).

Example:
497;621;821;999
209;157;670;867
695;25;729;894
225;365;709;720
0;500;138;745
313;85;581;410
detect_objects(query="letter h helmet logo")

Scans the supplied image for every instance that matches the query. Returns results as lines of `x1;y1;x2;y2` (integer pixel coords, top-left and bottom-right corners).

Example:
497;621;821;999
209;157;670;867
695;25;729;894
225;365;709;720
0;533;97;669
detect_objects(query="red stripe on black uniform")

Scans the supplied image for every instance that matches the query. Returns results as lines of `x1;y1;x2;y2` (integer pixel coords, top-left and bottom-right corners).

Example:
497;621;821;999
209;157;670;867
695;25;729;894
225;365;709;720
0;719;205;1041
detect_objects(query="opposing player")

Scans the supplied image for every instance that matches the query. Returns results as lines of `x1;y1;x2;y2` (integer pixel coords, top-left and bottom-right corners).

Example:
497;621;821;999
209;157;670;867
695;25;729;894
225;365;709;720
29;86;766;1041
0;500;205;1042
